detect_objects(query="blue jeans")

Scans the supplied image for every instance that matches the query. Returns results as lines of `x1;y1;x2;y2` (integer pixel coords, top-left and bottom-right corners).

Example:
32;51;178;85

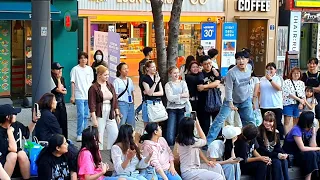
75;99;89;136
116;175;147;180
222;163;241;180
166;108;185;146
118;101;135;127
103;177;120;180
157;170;182;180
272;158;289;180
207;97;254;144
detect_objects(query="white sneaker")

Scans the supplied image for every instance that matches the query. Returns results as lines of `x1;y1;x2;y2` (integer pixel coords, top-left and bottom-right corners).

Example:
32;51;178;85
76;136;82;142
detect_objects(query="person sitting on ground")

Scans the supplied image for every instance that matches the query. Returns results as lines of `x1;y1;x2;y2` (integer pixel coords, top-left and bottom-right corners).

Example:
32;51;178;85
283;111;320;180
78;126;118;180
111;124;153;180
207;125;242;180
176;117;225;180
257;111;289;180
140;122;182;180
0;104;39;178
35;93;62;141
0;163;10;180
234;124;269;180
37;134;70;179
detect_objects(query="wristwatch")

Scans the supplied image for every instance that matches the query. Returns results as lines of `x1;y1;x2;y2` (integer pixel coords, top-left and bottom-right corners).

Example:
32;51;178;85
32;120;37;123
269;79;273;82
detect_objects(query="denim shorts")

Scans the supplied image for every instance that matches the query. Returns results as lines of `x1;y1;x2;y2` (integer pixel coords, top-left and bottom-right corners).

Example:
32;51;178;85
283;104;300;118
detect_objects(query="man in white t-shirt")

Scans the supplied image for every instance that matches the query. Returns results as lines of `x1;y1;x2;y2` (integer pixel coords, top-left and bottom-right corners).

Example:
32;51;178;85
70;52;94;141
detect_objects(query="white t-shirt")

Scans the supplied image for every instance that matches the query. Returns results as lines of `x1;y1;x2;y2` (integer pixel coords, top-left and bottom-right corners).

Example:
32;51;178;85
249;77;260;98
70;65;94;100
207;140;225;159
113;77;134;103
260;75;283;109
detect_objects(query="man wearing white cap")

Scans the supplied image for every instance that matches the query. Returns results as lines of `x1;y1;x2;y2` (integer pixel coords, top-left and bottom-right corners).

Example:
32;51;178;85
207;125;242;180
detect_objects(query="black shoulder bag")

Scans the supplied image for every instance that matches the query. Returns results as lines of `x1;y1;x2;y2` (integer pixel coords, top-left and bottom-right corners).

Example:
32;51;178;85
117;79;129;99
290;79;300;104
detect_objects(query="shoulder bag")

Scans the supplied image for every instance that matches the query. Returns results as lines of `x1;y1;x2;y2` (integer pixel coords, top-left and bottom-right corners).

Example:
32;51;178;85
117;79;129;99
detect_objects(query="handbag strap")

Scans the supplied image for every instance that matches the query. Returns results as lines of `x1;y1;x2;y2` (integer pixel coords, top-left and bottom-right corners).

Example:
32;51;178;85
290;79;299;97
117;79;129;99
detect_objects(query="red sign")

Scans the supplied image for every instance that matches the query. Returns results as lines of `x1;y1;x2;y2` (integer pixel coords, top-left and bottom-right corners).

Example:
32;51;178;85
65;15;71;28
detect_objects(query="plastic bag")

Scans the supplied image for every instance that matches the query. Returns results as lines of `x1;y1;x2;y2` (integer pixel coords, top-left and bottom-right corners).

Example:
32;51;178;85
24;140;43;176
254;109;263;126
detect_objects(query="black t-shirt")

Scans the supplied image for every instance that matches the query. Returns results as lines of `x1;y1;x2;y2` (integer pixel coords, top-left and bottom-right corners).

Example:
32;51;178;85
234;135;259;165
198;69;221;102
301;71;320;100
141;75;161;101
185;73;200;98
0;122;30;164
38;154;70;180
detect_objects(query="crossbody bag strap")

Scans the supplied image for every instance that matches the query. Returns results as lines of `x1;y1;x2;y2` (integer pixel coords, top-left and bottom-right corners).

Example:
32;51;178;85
290;79;299;97
117;79;129;99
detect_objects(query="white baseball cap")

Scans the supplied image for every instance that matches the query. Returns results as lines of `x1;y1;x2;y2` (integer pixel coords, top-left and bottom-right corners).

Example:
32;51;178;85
222;125;242;139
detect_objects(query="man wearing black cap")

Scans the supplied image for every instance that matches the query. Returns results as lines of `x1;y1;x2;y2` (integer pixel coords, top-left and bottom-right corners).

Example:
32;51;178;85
51;62;68;139
0;104;39;178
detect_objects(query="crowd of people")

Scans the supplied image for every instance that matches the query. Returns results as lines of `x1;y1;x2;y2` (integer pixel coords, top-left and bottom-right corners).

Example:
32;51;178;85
0;46;320;180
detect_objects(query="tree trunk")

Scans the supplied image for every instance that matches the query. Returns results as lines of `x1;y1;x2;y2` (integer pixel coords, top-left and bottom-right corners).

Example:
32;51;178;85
150;0;168;83
167;0;183;68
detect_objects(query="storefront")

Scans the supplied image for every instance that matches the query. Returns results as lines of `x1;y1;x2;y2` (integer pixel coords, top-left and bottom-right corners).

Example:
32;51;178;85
0;0;78;101
280;0;320;70
225;0;278;76
78;0;225;76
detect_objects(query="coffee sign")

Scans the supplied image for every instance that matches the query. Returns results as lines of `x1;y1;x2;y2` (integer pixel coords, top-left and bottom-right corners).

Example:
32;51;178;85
237;0;271;12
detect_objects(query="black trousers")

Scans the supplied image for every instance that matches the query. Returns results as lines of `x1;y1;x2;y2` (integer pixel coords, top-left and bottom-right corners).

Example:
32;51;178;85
261;108;284;139
54;102;68;139
197;107;219;136
241;161;268;180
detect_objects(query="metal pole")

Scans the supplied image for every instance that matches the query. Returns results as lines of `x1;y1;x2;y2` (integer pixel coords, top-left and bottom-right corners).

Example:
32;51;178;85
31;0;51;104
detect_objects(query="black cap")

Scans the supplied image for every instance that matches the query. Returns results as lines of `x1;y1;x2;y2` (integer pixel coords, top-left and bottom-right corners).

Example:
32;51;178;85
51;62;64;70
197;45;204;50
0;104;21;116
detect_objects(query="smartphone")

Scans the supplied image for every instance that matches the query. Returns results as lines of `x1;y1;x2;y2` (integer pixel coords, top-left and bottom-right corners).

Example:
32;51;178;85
190;111;197;121
34;103;40;117
233;157;244;161
266;70;270;75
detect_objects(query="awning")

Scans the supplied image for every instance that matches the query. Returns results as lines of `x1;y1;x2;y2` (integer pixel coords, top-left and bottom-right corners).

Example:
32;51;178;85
0;2;61;21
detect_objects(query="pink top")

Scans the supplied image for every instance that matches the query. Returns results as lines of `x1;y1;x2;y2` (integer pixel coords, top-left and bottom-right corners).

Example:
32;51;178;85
141;137;174;171
78;148;104;180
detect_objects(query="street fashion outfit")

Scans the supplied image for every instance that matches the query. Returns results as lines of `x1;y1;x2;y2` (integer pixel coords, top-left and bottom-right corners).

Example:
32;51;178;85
141;75;162;122
111;145;152;180
37;153;70;180
113;77;135;127
207;65;255;144
301;71;320;119
260;75;284;139
164;80;189;146
197;69;222;136
207;140;241;180
234;136;268;180
88;82;119;150
142;137;182;180
51;73;68;138
282;79;305;118
257;131;289;180
178;138;225;180
283;125;320;177
70;65;94;137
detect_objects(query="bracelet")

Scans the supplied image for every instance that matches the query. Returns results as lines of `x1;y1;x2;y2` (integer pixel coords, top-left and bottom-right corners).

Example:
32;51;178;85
32;120;37;124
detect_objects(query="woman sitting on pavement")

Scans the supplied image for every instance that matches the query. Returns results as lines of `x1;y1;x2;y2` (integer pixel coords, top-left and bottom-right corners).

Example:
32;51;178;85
37;134;70;179
234;124;269;180
140;122;182;180
77;126;118;180
283;111;320;180
207;125;242;180
257;111;289;180
0;163;10;180
0;104;39;179
176;117;225;180
111;124;153;180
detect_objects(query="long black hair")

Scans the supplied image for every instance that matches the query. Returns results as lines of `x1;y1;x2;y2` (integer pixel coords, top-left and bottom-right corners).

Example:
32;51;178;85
297;111;315;129
93;50;104;63
140;122;159;143
80;126;101;167
176;117;196;146
114;124;142;160
184;55;195;73
36;134;66;166
116;62;127;77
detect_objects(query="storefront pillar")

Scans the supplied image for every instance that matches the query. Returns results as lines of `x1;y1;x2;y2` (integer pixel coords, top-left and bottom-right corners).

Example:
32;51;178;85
31;0;52;103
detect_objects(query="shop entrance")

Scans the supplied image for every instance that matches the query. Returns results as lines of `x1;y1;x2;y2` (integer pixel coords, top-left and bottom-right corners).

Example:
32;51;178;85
299;23;319;70
237;19;268;76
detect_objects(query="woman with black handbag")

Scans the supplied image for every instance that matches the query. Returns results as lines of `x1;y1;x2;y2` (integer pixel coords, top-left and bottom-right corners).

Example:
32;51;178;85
197;55;222;137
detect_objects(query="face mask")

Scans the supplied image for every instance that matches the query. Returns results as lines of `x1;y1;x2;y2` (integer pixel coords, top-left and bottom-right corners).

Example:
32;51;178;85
96;55;102;61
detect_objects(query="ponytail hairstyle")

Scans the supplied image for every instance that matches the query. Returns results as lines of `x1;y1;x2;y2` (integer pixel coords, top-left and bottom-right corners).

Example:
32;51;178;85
140;122;159;143
143;60;155;75
116;62;127;77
